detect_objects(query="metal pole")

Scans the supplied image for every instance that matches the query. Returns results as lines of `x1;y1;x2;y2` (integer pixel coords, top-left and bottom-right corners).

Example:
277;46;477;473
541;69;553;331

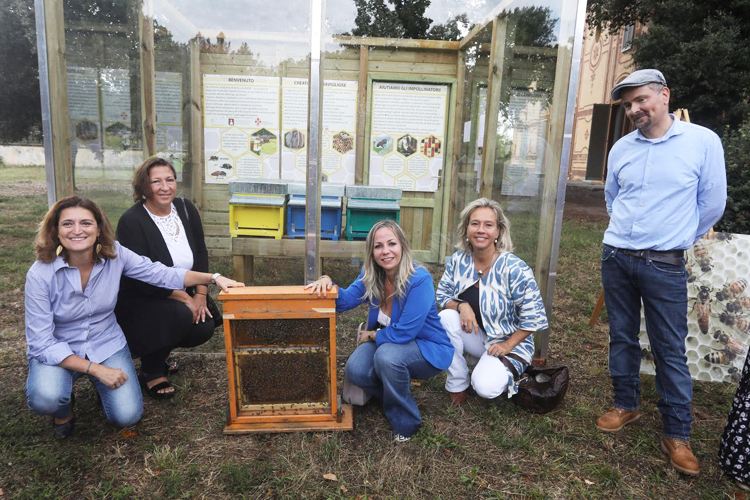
34;0;57;208
304;0;325;284
544;0;587;315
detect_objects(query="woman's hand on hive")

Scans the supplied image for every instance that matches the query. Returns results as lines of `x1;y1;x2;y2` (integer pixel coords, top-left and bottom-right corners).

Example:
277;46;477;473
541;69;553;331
305;276;333;297
90;364;128;390
216;276;244;292
458;302;480;334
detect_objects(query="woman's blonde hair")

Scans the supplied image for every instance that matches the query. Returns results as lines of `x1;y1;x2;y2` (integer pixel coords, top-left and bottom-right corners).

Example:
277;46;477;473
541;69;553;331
456;197;513;254
34;196;117;264
361;220;416;306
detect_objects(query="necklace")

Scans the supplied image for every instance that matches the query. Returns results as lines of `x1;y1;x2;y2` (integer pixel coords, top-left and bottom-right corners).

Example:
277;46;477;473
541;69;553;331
475;251;499;278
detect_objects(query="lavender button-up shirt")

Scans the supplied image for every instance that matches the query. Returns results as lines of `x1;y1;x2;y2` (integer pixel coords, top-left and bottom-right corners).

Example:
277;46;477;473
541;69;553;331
25;241;188;365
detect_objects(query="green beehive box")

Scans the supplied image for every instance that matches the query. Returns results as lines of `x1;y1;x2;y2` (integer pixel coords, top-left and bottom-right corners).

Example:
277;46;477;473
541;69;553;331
344;186;402;241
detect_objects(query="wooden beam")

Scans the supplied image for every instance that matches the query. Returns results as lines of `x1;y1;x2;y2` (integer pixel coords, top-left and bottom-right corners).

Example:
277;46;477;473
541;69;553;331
233;238;366;258
334;36;459;51
45;0;73;199
188;38;203;208
444;49;467;260
139;8;157;158
354;46;368;185
479;17;508;198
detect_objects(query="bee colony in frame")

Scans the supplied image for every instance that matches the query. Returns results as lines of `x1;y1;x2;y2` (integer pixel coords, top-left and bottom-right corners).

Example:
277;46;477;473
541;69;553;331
639;230;750;383
218;286;353;433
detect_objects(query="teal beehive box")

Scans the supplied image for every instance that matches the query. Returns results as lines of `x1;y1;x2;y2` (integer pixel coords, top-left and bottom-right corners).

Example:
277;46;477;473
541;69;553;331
344;186;402;241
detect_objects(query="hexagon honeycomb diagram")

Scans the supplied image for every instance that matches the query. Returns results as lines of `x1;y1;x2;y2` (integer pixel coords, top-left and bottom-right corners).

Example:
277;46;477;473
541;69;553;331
421;135;442;158
250;128;278;157
396;134;417;157
372;134;393;156
284;129;305;150
332;131;354;154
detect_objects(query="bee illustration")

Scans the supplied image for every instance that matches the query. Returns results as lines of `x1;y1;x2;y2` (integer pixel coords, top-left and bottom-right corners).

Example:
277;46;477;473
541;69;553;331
690;283;713;334
716;279;748;302
704;347;737;365
729;366;742;384
640;347;654;361
209;155;219;161
704;230;733;242
210;170;226;179
712;330;746;355
727;296;750;314
692;240;713;273
220;163;233;170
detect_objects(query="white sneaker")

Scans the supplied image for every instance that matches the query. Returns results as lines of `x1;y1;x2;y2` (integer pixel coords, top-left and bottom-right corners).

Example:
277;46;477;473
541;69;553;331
393;434;411;443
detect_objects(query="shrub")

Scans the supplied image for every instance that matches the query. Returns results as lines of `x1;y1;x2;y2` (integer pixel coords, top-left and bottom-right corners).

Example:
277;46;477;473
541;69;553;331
716;120;750;234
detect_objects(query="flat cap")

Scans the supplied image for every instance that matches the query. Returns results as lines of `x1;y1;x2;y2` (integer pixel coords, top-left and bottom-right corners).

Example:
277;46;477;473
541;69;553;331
611;69;667;101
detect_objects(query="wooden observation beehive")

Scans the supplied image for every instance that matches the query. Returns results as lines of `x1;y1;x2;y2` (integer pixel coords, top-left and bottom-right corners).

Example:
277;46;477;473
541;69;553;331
218;286;353;433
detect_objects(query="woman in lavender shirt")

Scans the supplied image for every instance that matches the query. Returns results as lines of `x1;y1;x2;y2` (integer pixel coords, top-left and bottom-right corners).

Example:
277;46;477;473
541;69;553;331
24;196;243;439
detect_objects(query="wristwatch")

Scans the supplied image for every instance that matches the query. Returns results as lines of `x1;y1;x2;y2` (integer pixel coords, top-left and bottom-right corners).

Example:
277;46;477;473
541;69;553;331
211;273;222;284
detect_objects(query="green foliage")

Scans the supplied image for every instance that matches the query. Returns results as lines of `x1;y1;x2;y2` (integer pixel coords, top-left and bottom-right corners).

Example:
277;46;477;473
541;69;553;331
0;0;41;144
587;0;750;133
715;120;750;234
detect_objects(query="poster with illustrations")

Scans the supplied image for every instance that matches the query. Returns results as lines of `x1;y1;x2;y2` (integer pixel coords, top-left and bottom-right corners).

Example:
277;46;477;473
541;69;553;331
67;66;100;147
639;231;750;384
101;68;132;151
203;74;280;184
500;90;548;197
368;82;448;192
155;71;184;178
280;79;358;185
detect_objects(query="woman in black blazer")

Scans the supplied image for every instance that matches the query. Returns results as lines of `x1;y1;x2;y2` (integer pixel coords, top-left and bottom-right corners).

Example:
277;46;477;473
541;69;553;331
115;158;216;399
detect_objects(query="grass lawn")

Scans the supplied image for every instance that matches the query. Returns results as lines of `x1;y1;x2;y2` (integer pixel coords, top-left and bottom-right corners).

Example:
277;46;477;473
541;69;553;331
0;166;743;498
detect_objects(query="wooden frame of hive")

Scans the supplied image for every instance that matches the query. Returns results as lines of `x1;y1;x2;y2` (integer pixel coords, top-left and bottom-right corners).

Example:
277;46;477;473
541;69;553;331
218;286;353;433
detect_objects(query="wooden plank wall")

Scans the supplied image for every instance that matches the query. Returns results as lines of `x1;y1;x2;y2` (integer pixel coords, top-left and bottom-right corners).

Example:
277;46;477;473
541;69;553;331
199;46;458;259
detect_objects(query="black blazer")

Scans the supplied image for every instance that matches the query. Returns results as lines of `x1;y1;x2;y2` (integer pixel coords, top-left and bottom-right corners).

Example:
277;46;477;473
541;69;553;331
115;198;208;303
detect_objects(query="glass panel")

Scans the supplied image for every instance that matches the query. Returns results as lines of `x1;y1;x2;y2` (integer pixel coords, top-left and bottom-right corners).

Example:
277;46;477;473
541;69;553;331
231;317;330;347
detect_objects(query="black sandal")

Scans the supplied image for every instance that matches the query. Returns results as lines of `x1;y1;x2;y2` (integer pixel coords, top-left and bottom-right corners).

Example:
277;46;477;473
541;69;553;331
139;372;176;400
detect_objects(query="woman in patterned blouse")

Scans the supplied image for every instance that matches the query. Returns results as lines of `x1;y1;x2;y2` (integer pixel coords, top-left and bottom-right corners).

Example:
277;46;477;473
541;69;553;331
436;198;549;404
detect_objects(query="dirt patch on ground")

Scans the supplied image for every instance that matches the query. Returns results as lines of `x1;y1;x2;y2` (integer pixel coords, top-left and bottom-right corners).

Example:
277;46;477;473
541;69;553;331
0;181;47;197
563;182;608;223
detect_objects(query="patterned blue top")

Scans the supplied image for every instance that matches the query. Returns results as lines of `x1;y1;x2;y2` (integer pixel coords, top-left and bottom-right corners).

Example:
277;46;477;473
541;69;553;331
437;251;549;393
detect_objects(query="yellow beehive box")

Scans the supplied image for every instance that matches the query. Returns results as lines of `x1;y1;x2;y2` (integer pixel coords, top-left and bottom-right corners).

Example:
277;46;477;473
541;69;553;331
228;181;289;239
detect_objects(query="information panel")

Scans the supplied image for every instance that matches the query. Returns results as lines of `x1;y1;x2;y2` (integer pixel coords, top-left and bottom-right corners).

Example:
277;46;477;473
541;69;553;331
500;90;548;197
368;81;448;192
203;74;281;184
280;79;358;185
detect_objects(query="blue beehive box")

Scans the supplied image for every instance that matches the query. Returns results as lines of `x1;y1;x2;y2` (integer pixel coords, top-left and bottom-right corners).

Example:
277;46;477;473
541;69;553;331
344;186;402;241
286;183;345;240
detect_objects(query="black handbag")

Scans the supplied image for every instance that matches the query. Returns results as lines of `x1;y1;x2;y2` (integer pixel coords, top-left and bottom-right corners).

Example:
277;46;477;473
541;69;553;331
500;353;570;414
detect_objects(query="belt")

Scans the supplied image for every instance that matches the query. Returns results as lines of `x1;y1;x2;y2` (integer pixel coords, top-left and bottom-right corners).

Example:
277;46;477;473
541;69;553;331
605;244;685;266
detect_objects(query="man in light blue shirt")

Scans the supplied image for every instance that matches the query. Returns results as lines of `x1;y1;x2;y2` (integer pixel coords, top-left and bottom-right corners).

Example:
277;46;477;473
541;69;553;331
595;69;726;477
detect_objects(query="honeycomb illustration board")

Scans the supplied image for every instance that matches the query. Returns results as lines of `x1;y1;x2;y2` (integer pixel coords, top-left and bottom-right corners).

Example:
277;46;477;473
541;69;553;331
638;231;749;384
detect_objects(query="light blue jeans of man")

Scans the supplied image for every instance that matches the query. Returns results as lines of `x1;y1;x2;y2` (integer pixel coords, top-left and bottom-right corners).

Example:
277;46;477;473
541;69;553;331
345;340;441;438
26;345;143;427
601;245;692;440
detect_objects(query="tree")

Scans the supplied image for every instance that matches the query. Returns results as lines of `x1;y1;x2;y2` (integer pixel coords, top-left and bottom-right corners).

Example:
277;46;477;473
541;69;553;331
0;0;41;144
587;0;750;133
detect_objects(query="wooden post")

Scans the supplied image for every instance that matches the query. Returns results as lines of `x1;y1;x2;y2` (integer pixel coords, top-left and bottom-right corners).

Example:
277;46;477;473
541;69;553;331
233;255;254;284
45;0;74;199
354;45;369;185
188;38;203;208
443;49;467;260
532;41;574;359
479;16;508;198
139;6;157;158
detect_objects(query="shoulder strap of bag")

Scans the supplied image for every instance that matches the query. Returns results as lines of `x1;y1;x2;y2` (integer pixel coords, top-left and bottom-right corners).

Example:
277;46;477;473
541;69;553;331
180;197;190;221
499;356;520;382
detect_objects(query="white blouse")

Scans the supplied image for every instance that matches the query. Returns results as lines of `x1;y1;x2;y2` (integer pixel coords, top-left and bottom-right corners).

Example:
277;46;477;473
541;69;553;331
143;203;194;270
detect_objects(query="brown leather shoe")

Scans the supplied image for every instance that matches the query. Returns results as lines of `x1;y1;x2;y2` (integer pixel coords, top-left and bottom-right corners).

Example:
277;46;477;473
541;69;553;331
595;407;641;432
449;390;467;405
660;438;699;476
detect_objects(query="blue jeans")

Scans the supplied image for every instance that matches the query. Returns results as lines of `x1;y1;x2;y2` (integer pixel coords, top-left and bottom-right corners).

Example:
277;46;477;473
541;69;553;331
345;340;441;437
26;345;143;427
601;245;692;440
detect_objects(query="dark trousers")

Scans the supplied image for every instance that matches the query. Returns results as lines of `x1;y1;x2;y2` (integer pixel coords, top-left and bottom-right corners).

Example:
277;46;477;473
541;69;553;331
601;245;692;440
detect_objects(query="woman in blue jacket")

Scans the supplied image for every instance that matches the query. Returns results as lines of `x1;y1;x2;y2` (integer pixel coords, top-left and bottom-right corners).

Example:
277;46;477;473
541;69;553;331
307;220;453;442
